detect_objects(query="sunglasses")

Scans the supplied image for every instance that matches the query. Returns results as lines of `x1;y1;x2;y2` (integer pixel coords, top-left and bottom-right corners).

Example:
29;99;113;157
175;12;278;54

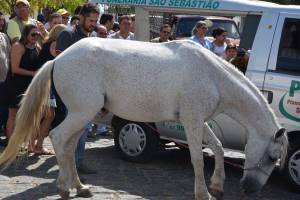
98;32;107;35
162;31;171;34
17;5;30;9
62;16;69;19
30;32;39;37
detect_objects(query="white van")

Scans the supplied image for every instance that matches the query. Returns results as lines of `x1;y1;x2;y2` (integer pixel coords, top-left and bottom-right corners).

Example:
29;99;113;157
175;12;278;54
92;0;300;190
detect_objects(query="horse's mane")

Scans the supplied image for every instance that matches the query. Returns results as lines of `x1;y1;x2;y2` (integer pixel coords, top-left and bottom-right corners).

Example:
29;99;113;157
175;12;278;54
214;52;279;128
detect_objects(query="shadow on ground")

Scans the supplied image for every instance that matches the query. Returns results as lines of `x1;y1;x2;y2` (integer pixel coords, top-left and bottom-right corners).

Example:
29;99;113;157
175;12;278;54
0;142;299;200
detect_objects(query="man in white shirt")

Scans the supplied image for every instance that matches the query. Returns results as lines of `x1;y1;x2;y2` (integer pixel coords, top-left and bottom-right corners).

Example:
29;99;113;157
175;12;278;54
150;24;171;43
108;15;135;40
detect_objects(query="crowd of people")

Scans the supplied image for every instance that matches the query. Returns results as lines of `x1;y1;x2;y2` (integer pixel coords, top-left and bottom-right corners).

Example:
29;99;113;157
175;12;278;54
190;19;238;61
0;0;245;181
0;0;137;178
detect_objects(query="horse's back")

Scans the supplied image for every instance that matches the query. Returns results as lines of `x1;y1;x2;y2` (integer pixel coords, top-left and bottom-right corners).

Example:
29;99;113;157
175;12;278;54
52;39;220;122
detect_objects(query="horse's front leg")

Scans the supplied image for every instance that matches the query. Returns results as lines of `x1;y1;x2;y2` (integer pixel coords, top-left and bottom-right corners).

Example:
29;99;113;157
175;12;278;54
182;118;214;200
203;123;225;200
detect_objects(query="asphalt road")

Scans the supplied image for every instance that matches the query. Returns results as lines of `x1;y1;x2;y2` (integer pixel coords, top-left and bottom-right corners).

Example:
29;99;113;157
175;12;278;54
0;136;299;200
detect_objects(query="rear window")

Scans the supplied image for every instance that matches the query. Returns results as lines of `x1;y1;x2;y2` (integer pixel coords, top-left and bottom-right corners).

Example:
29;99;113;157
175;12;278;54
176;17;205;37
207;20;240;39
175;17;240;39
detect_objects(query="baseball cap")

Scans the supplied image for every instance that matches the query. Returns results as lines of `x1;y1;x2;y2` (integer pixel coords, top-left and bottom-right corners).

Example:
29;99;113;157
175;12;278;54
16;0;30;6
57;8;69;16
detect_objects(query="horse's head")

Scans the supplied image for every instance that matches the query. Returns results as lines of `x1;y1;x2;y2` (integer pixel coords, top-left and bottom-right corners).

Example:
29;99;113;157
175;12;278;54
241;127;288;194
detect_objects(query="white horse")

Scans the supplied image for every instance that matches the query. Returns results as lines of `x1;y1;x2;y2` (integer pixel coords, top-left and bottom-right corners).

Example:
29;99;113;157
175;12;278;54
0;38;288;200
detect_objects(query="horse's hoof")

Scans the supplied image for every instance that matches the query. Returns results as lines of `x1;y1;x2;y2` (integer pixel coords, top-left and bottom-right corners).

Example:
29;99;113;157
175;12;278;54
58;189;70;200
210;188;223;200
77;187;93;198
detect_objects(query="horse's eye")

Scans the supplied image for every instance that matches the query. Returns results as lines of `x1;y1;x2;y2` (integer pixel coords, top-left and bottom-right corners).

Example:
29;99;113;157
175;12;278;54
268;143;281;162
268;154;278;162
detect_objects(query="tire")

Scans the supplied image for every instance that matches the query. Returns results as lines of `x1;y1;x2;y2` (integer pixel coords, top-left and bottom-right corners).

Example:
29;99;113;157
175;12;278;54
112;116;159;163
283;139;300;192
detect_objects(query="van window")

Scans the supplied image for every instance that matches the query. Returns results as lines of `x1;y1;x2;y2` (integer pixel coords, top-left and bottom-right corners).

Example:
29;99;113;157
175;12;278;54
171;16;240;39
276;18;300;74
206;20;240;39
239;15;261;51
176;17;205;37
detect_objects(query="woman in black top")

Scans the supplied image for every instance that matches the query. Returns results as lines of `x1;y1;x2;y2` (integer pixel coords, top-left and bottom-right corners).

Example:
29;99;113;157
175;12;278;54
6;24;40;141
6;24;55;155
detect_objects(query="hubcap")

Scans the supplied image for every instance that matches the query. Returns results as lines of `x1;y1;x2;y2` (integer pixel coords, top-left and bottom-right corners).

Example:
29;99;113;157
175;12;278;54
288;149;300;185
119;123;146;156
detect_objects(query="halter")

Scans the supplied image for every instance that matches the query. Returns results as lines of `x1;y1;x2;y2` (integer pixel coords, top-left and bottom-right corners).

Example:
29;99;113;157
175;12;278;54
243;139;278;177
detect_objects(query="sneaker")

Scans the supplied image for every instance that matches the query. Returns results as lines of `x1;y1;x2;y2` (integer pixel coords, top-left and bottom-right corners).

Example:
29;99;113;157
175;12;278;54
98;126;108;135
77;164;97;174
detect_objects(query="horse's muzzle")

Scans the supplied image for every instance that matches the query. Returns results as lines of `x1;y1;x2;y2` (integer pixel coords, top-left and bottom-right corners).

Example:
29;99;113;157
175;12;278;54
240;176;263;194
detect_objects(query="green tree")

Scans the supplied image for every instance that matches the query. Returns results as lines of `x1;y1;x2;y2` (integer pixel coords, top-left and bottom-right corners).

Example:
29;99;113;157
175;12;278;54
0;0;88;15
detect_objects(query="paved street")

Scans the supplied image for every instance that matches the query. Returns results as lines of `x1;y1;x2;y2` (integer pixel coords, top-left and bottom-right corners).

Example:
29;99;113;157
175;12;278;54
0;135;299;200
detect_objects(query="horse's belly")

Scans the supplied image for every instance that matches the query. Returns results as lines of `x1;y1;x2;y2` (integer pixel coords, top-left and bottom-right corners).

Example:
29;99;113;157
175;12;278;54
105;93;177;122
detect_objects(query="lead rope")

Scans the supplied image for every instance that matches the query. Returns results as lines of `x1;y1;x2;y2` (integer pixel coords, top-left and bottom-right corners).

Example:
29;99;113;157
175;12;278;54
144;123;245;169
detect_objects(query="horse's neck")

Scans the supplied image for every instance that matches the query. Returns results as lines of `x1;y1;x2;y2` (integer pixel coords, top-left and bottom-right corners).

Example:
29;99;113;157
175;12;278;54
216;63;279;137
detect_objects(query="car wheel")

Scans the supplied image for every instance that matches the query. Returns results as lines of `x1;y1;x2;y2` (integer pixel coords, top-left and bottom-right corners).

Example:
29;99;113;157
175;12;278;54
113;117;159;163
283;140;300;191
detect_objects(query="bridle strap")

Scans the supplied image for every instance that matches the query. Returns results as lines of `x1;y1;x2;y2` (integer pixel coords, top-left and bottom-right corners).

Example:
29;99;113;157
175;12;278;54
243;139;276;177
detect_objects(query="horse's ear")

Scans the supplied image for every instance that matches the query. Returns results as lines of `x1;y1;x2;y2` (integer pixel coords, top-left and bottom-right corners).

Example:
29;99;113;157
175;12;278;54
275;128;286;139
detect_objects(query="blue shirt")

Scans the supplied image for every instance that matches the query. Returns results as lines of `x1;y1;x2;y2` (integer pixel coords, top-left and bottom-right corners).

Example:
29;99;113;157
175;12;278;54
190;35;212;50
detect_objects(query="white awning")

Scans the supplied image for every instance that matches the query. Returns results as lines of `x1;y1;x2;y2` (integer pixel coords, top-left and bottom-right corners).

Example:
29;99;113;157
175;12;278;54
91;0;300;16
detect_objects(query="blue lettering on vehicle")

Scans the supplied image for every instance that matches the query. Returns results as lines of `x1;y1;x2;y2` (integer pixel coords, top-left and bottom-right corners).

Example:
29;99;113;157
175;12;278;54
102;0;220;9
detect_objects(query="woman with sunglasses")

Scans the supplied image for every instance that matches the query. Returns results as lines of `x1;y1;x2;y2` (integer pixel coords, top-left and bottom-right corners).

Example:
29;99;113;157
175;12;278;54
190;20;212;50
6;24;41;147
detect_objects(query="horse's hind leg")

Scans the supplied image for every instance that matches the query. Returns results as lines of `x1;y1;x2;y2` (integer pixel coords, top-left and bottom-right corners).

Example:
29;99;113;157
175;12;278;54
50;103;103;199
181;117;214;200
203;123;225;200
49;112;91;199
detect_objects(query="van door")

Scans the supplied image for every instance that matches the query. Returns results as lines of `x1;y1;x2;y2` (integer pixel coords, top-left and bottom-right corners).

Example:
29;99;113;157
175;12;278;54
264;13;300;131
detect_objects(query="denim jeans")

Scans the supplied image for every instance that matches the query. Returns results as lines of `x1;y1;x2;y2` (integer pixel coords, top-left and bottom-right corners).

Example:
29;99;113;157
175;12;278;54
75;131;87;167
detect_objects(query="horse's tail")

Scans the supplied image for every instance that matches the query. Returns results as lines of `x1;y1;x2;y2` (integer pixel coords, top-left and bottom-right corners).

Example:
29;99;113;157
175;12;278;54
0;60;54;170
